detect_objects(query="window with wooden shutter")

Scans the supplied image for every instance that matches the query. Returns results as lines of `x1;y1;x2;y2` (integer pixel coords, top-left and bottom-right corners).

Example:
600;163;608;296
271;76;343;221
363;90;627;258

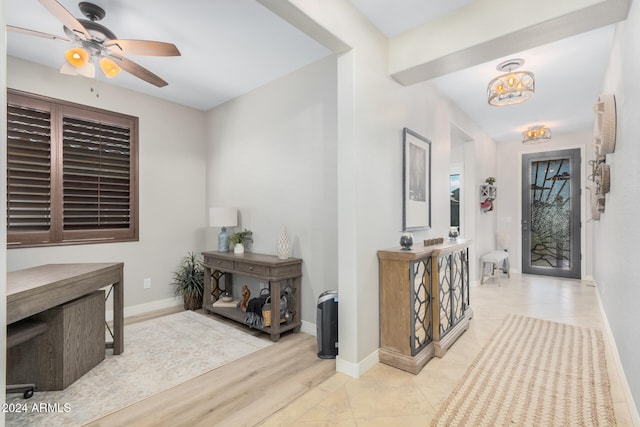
7;95;53;246
7;89;138;247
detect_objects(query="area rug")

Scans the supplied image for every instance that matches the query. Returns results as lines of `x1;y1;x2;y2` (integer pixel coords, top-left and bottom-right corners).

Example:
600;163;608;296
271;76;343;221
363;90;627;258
5;310;272;427
431;314;616;426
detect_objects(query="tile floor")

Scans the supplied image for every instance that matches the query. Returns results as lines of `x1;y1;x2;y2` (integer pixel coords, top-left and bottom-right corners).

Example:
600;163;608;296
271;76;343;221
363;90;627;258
260;274;636;426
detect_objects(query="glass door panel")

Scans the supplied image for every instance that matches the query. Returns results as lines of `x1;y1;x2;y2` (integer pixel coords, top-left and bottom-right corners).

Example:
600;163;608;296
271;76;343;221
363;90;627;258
522;149;581;278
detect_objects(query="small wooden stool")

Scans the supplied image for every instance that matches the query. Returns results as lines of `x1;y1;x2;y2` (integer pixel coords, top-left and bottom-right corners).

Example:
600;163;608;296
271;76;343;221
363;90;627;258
6;318;49;398
480;251;510;286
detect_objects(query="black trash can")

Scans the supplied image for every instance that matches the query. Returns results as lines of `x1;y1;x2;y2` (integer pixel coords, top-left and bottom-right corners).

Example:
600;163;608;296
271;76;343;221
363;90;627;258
316;290;338;359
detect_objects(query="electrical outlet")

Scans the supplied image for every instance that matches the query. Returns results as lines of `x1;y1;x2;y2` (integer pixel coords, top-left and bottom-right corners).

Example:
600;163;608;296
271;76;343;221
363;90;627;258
144;278;151;289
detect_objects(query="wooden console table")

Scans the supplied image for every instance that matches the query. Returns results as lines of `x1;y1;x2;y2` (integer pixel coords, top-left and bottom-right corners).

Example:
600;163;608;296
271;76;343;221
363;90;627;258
378;240;472;374
7;263;124;355
202;251;302;341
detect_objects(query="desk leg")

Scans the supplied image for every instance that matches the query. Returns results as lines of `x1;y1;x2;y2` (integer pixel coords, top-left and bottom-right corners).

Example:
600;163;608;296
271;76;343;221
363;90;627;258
113;270;124;355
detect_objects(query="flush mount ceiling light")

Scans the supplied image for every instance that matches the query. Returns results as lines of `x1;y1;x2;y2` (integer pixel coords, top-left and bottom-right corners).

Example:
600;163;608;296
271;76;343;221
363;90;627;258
487;59;535;106
522;125;551;144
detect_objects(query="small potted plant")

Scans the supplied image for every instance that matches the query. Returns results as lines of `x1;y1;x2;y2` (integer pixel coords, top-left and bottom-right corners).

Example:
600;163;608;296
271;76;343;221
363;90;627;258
485;177;496;186
171;252;204;310
229;229;253;254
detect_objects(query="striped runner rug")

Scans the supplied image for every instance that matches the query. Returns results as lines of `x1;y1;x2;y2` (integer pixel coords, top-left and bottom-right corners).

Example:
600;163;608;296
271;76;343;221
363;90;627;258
431;314;616;426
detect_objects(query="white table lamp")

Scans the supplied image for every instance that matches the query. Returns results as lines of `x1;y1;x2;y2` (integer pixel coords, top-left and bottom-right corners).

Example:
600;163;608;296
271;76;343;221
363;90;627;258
209;208;238;252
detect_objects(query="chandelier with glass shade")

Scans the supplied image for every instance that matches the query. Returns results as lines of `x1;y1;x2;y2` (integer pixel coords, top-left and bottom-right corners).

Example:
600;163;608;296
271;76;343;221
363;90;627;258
487;59;535;106
522;125;552;144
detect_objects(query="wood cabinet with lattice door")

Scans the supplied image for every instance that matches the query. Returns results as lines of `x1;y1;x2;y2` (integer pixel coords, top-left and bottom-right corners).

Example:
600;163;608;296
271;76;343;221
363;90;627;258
377;239;472;374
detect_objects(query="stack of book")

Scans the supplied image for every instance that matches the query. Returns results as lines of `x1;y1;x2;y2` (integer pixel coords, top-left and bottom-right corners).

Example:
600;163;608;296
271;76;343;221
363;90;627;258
212;298;240;308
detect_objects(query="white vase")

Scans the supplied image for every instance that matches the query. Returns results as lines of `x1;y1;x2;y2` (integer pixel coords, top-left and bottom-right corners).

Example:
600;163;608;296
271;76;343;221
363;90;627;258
277;226;291;259
234;243;244;254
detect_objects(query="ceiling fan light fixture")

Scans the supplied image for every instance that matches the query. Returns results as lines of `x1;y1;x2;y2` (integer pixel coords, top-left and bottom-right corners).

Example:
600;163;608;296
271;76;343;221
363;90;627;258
99;57;121;77
522;125;552;144
487;59;535;106
65;47;89;68
12;1;180;87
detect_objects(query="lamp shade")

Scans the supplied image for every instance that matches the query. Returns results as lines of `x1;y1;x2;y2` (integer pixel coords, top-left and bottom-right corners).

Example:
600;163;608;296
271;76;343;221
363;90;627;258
99;57;121;77
209;208;237;228
65;47;89;68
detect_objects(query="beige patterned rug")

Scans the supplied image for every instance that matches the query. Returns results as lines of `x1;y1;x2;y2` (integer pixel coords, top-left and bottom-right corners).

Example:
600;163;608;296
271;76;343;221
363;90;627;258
431;314;616;426
5;310;272;427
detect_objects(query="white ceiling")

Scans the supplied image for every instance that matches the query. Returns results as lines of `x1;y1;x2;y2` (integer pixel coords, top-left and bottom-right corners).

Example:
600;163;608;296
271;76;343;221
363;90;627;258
6;0;332;110
5;0;621;144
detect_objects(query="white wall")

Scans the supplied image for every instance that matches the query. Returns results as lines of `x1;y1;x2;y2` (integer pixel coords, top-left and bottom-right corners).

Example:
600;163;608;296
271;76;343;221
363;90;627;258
596;0;640;412
266;1;498;375
6;57;207;312
204;55;338;328
496;131;591;278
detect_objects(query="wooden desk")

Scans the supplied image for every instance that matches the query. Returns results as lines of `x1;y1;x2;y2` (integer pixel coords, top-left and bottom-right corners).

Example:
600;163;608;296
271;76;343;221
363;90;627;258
202;251;302;341
7;263;124;355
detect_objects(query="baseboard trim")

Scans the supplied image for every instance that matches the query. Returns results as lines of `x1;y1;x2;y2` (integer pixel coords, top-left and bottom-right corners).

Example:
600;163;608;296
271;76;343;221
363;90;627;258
300;320;316;336
595;284;640;425
106;297;182;322
336;348;379;379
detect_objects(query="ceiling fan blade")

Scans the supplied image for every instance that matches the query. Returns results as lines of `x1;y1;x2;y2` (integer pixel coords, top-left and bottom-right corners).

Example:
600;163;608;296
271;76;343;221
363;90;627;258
109;54;168;87
38;0;91;39
7;25;71;42
106;39;181;56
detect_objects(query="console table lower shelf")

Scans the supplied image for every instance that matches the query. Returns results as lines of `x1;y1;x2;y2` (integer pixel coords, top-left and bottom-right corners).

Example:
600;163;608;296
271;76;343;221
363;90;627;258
203;304;301;342
202;251;303;342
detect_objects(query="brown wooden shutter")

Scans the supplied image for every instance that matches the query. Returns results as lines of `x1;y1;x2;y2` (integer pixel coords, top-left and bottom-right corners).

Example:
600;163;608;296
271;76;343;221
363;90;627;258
62;115;132;231
7;89;138;247
6;102;52;234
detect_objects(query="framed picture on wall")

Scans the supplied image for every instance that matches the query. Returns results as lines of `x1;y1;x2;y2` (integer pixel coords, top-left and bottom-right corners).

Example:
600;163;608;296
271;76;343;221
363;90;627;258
402;127;431;231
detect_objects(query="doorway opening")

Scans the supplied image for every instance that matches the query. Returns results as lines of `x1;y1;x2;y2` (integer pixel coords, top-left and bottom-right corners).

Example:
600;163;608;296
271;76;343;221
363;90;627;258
450;125;470;237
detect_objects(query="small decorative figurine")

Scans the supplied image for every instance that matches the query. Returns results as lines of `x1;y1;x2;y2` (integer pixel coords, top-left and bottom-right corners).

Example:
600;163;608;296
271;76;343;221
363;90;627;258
449;226;460;240
400;232;414;250
240;285;251;312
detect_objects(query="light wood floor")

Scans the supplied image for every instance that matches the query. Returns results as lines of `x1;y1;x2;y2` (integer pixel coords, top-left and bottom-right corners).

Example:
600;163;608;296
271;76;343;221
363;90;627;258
90;274;637;426
88;311;335;427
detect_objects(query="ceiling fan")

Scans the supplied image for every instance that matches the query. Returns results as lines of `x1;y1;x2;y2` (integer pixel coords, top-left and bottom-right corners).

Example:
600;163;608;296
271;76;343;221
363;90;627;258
7;0;181;87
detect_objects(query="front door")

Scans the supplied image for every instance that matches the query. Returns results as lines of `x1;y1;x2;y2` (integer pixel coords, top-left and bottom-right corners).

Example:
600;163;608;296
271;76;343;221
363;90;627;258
521;149;581;279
